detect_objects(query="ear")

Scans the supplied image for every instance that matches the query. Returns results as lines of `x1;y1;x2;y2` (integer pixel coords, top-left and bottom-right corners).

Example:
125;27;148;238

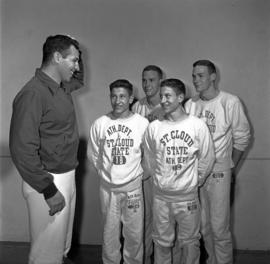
158;78;163;87
53;51;63;64
129;94;134;104
178;93;185;104
210;72;217;82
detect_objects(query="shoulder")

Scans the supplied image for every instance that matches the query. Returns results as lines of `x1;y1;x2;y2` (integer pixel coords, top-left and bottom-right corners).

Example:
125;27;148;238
133;112;148;120
184;97;192;107
132;113;149;126
13;77;44;105
187;114;201;122
147;118;162;130
219;90;242;109
184;95;201;108
188;115;207;127
138;97;148;105
91;114;109;127
219;90;239;102
132;97;147;109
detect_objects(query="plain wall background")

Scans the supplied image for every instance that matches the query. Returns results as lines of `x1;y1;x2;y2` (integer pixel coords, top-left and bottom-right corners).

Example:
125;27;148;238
0;0;270;249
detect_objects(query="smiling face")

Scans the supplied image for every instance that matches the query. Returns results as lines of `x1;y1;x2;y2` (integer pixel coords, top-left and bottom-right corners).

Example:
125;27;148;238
110;87;133;118
160;86;183;115
192;65;216;94
58;45;80;82
142;70;161;98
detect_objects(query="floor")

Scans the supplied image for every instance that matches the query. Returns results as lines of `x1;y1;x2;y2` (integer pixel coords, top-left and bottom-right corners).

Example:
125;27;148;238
1;242;270;264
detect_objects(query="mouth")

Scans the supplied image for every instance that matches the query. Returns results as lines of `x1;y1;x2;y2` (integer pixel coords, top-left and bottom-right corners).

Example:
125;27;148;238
114;105;123;109
161;104;169;109
144;87;152;93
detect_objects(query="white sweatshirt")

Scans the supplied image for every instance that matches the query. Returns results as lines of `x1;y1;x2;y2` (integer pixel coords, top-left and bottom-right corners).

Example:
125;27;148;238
88;113;149;191
143;115;215;202
185;90;250;172
132;97;164;122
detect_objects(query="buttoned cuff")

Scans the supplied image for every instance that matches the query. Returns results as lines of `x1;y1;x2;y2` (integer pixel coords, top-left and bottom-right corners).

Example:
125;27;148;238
43;182;58;200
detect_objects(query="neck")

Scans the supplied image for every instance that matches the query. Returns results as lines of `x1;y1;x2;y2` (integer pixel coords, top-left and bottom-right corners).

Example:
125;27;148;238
165;105;187;122
146;93;160;107
110;110;133;120
200;85;219;101
41;65;61;84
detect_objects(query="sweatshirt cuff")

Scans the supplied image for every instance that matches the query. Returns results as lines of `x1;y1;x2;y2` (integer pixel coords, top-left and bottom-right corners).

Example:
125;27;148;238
43;182;58;200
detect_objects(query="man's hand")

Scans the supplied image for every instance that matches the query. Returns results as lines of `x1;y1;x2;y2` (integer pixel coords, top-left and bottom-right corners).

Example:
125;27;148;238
45;190;66;216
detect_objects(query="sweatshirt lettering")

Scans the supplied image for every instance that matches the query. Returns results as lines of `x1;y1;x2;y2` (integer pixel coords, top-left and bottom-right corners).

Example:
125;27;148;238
107;124;132;137
160;130;194;147
160;130;194;172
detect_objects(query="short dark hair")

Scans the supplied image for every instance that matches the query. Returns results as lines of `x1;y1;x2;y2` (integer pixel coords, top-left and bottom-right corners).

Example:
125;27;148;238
142;65;163;79
42;34;80;66
193;60;216;74
160;78;186;96
109;79;133;95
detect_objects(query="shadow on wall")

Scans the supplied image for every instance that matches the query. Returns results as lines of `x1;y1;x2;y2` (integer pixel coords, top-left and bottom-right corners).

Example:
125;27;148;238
72;136;88;246
0;144;14;179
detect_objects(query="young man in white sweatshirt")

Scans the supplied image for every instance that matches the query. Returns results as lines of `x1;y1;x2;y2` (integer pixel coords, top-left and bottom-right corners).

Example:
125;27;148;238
185;60;251;264
88;79;149;264
143;78;215;264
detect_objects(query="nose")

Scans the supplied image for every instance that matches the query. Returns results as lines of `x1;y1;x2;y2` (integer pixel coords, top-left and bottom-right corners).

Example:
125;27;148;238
161;96;166;104
144;80;150;87
115;96;121;104
193;75;199;83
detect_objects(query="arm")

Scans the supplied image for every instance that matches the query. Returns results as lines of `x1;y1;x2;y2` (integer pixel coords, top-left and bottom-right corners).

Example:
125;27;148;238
142;126;156;176
87;120;102;172
230;98;251;174
197;122;215;186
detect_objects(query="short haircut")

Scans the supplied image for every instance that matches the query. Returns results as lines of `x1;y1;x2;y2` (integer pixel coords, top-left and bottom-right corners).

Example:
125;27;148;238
42;34;80;66
109;79;133;95
193;60;216;74
142;65;163;79
160;78;186;96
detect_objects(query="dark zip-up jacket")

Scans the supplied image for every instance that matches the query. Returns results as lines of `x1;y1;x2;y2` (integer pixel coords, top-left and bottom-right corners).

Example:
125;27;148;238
9;65;84;199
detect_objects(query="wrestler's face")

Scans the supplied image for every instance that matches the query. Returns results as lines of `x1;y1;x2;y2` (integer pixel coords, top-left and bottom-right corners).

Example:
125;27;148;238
142;70;161;98
192;65;215;94
110;87;133;118
59;45;80;82
160;86;182;115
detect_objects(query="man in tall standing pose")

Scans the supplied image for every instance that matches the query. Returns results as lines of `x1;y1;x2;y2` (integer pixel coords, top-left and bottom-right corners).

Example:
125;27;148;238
10;34;84;264
185;60;251;264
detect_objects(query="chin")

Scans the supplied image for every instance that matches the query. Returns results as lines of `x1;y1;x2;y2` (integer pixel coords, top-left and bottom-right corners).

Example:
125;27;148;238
63;77;71;82
113;110;122;116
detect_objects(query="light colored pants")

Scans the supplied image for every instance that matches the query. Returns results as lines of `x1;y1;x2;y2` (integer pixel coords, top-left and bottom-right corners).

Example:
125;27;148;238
100;185;144;264
153;197;201;264
143;177;153;264
200;171;233;264
23;170;76;264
